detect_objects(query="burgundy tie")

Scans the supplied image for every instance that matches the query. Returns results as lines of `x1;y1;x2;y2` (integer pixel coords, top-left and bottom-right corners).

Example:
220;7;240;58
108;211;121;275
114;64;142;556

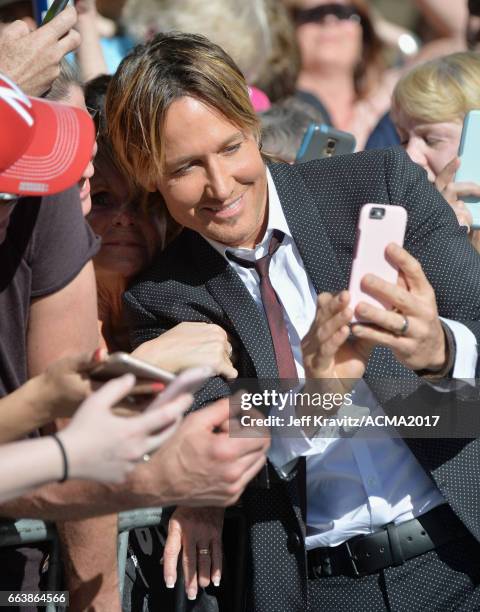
227;230;298;381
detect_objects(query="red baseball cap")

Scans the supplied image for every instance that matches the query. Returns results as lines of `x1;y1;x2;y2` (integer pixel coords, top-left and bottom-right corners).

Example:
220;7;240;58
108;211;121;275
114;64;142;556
0;73;95;196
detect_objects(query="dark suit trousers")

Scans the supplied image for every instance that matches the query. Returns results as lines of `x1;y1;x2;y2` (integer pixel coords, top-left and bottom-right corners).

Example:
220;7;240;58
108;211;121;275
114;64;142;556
308;533;480;612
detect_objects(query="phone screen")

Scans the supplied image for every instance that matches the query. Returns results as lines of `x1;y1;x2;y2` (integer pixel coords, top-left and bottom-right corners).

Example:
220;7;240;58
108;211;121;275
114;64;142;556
41;0;70;25
455;110;480;229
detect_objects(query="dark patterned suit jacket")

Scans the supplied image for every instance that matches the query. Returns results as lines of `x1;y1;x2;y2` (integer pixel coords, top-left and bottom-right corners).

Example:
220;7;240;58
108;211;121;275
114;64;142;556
125;147;480;612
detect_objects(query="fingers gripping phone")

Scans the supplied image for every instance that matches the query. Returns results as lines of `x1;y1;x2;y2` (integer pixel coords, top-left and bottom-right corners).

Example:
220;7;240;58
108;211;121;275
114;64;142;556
296;123;356;163
455;110;480;229
153;366;214;405
348;204;408;323
90;353;212;404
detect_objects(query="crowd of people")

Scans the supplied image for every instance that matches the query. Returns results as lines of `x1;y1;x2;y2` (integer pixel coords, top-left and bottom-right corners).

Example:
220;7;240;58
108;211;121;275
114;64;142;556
1;1;480;611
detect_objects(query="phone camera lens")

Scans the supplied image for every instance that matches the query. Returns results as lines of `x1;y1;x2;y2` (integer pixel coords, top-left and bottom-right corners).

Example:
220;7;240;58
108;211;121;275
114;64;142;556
369;207;385;220
325;138;336;157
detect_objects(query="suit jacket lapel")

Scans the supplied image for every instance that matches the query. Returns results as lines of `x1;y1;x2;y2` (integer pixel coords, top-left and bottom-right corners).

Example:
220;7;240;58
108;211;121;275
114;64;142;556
184;162;348;376
186;230;278;378
269;163;347;293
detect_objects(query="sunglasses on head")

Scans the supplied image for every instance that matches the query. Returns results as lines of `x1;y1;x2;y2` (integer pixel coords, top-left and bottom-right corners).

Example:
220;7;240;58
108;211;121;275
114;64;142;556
469;0;480;17
294;3;361;26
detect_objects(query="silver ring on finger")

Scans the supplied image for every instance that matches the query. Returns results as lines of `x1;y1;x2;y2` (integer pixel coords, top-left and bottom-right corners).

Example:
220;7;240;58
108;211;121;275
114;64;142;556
395;315;409;336
226;343;233;358
198;548;210;556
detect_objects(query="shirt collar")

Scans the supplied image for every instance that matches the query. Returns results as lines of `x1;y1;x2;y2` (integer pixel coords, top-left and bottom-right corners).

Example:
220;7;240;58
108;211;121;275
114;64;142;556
204;167;292;261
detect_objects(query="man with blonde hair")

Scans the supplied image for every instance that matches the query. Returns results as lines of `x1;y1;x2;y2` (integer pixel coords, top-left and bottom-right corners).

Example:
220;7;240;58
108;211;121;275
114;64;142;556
108;31;480;611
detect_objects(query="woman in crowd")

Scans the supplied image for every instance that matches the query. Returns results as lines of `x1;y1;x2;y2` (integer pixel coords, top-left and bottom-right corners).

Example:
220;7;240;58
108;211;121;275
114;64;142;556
391;51;480;251
289;0;470;151
290;0;392;149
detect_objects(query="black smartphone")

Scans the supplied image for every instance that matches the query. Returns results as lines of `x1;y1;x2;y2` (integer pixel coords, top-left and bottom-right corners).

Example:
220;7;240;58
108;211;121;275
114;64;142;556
296;123;356;163
41;0;70;25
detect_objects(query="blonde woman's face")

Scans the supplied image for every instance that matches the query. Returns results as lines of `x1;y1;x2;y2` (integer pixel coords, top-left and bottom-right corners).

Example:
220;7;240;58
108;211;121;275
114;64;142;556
393;109;463;182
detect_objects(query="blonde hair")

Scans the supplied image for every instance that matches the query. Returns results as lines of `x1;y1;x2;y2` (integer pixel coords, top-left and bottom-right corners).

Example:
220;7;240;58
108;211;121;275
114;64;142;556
106;31;260;190
123;0;299;102
392;52;480;124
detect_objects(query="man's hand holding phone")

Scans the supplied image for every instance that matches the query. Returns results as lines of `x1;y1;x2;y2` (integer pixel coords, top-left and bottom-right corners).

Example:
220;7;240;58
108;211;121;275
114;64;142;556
350;244;448;374
303;245;448;398
302;290;371;387
299;291;372;436
0;5;80;96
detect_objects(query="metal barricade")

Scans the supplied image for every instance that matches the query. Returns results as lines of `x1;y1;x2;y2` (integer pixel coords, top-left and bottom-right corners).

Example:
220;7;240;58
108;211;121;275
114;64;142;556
117;508;163;600
0;508;163;611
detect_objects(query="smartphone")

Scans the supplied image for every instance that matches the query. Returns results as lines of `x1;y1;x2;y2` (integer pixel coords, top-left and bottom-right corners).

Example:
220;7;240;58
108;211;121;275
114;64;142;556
295;123;356;163
90;352;176;383
455;110;480;229
150;366;214;407
40;0;70;25
33;0;48;24
348;204;408;323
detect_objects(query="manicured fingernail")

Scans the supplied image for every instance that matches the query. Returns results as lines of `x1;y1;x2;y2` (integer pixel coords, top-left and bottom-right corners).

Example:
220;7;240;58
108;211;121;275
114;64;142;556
213;576;221;587
165;577;175;588
93;347;106;362
151;382;166;392
187;588;197;600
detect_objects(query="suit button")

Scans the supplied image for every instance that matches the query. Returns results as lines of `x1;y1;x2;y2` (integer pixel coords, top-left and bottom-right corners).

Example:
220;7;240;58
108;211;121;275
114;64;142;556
287;532;302;552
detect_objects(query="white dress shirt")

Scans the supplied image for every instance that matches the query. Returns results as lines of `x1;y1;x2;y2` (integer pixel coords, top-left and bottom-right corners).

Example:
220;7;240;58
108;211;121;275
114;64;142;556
206;168;477;549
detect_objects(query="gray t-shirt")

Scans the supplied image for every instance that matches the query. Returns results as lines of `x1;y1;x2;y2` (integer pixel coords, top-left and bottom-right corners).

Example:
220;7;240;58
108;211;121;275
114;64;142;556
0;186;100;602
0;186;100;395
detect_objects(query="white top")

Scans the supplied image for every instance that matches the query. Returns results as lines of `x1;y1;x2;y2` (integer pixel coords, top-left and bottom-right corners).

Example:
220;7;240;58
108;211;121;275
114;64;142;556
206;168;477;548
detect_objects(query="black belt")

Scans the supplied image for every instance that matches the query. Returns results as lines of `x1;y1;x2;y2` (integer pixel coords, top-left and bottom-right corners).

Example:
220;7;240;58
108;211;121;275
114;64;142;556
307;504;470;579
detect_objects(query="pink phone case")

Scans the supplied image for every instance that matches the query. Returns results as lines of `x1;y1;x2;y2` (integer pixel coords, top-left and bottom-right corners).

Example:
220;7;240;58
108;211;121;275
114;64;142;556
348;204;407;323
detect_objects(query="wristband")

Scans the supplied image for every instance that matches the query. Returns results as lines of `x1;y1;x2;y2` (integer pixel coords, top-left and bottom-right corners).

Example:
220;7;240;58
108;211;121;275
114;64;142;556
51;434;69;483
415;322;456;380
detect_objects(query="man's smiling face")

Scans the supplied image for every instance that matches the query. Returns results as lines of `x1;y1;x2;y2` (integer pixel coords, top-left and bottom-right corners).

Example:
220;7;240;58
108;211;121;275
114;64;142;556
154;96;269;249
